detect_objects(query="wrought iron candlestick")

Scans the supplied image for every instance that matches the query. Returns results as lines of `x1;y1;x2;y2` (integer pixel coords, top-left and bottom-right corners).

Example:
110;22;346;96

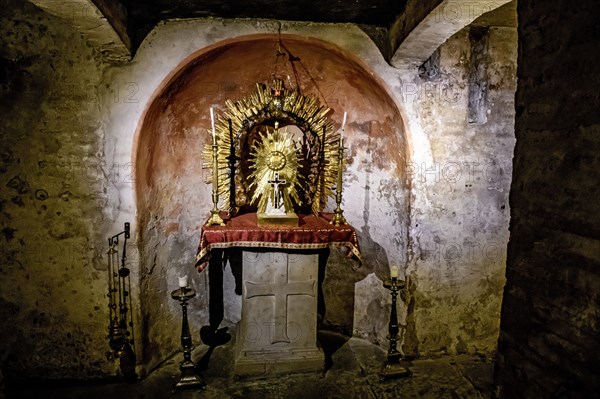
171;286;206;390
206;109;225;226
381;276;411;380
106;222;137;380
331;136;347;226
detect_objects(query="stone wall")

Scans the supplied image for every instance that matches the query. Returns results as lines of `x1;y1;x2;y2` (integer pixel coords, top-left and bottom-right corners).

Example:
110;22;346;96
0;0;115;379
494;0;600;397
399;24;517;356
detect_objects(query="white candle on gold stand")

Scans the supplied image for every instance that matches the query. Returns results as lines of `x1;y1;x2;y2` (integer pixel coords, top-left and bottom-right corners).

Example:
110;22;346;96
206;107;225;226
341;111;347;131
390;266;399;279
178;275;188;288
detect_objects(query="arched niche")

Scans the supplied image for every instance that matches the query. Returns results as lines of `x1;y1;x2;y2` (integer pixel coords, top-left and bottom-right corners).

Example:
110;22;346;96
134;34;410;368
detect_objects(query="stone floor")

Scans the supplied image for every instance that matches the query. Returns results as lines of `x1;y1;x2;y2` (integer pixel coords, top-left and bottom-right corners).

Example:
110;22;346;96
5;332;495;399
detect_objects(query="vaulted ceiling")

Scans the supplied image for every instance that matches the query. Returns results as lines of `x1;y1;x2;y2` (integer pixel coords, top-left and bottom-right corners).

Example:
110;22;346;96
118;0;409;47
28;0;516;65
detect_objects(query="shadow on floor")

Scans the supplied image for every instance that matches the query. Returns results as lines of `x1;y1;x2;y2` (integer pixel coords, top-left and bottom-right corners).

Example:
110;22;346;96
4;335;495;399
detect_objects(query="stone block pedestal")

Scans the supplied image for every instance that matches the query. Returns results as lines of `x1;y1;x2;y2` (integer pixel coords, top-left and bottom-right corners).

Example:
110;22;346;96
234;251;324;376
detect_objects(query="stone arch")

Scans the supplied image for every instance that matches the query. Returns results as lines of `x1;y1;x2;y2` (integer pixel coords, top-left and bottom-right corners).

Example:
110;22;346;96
391;0;514;68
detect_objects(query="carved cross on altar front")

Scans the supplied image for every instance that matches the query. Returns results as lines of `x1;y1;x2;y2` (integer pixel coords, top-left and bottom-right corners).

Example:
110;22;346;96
268;172;286;211
244;264;315;344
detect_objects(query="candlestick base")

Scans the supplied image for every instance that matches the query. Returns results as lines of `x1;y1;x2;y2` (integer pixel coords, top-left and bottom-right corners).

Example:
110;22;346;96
330;208;347;226
206;210;225;226
175;361;206;390
380;359;411;381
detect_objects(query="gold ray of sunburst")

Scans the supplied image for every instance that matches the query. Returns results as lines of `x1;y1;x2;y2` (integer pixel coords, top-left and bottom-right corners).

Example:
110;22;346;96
203;79;341;215
247;127;302;213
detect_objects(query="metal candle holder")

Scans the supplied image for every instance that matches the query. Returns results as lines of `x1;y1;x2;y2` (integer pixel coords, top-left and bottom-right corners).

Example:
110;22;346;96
330;136;347;226
206;110;225;226
106;222;136;380
171;286;206;390
380;277;411;380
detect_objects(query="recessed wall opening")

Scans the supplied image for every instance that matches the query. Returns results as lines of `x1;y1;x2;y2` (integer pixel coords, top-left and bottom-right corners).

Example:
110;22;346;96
133;35;409;369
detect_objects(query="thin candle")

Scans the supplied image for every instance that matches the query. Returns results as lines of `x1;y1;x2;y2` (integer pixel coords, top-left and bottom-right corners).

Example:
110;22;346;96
341;111;347;131
210;107;216;144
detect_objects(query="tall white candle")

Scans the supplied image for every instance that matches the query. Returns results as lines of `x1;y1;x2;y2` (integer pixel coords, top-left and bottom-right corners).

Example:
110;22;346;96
390;266;399;279
178;275;188;288
341;111;347;131
210;107;216;142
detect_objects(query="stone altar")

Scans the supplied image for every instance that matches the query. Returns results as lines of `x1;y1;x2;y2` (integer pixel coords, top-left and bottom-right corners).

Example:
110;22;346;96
195;212;361;376
235;250;323;376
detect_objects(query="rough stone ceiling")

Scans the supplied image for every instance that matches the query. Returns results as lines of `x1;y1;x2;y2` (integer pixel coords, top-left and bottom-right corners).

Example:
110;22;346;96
118;0;408;46
28;0;515;62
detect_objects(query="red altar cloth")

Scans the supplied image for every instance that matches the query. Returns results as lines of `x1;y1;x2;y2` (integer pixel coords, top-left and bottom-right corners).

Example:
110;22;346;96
195;212;361;272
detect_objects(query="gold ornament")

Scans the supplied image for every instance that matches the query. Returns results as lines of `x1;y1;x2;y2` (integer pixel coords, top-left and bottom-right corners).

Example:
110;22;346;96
203;79;341;216
248;124;302;214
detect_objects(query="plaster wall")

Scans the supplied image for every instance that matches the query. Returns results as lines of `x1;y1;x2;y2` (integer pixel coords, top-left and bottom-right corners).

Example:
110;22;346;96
401;26;517;356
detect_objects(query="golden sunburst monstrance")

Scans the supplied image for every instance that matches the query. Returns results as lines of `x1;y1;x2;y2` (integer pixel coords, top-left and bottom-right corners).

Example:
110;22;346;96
203;79;341;217
247;124;302;213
